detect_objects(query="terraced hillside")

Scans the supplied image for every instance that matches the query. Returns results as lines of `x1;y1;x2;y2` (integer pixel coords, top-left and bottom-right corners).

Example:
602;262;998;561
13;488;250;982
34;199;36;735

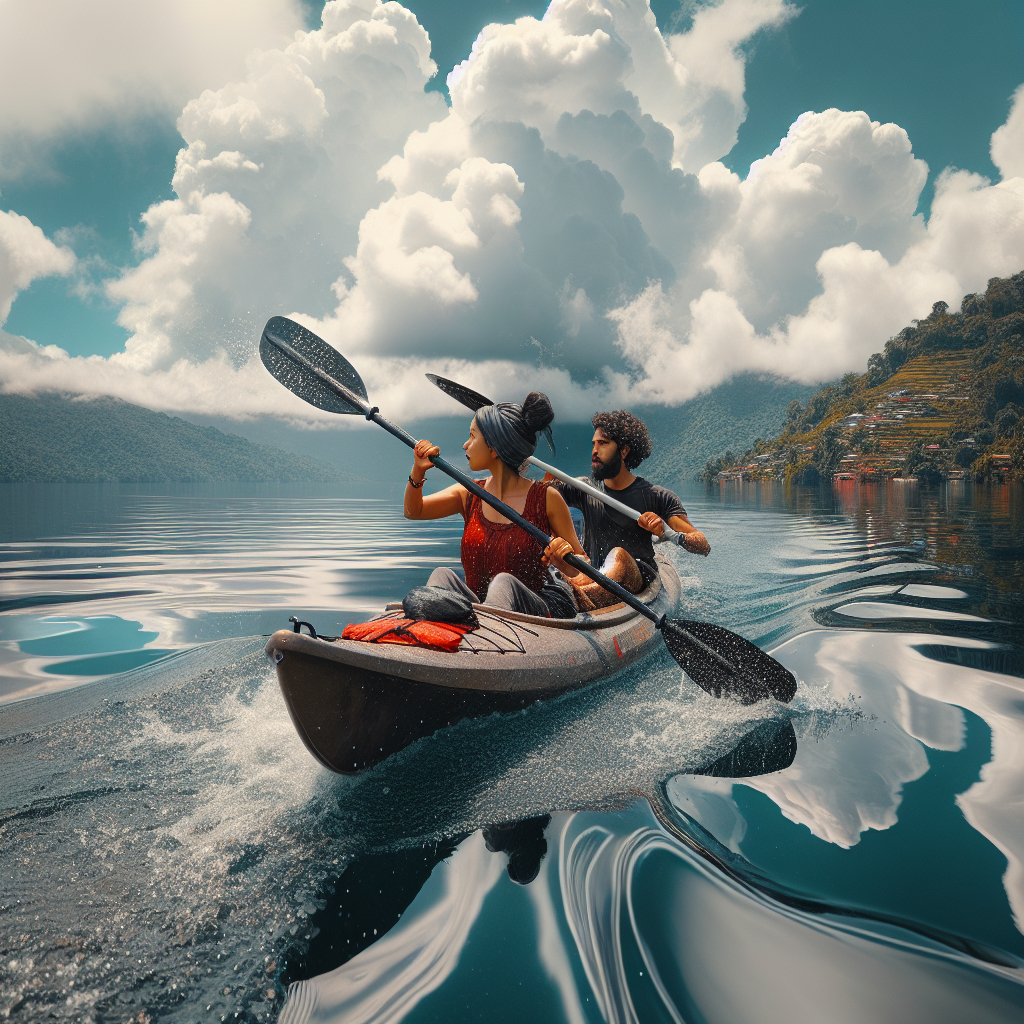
702;271;1024;484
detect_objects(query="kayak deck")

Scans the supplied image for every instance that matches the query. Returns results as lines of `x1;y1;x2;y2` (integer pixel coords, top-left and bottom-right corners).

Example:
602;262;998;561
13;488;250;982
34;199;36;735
266;555;680;774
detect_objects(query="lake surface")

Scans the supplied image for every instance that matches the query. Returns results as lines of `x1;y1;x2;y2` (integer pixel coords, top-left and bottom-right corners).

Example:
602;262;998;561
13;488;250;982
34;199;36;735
1;479;1022;1022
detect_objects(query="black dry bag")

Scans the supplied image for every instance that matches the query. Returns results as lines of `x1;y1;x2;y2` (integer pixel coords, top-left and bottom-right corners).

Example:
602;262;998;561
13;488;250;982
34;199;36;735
401;586;478;626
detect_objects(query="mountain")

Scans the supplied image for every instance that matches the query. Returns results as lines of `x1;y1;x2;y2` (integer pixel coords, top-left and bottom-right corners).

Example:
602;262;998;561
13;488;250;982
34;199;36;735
0;391;355;483
179;377;819;491
0;369;821;490
700;271;1024;484
638;375;820;487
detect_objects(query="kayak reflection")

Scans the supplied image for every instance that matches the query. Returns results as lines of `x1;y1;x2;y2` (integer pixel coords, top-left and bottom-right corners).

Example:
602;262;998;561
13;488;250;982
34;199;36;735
275;729;791;1019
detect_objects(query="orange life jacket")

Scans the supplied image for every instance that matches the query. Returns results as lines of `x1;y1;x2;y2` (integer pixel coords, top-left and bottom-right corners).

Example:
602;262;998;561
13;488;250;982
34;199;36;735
341;615;475;652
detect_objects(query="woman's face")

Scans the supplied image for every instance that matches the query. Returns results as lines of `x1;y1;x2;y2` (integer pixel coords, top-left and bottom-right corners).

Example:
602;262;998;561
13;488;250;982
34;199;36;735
464;418;498;472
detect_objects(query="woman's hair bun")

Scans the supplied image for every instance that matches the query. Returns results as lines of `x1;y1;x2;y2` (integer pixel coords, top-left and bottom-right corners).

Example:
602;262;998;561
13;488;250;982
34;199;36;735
521;391;554;434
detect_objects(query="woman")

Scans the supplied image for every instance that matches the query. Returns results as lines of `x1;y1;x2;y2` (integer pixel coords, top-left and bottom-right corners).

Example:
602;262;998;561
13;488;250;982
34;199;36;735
404;392;589;619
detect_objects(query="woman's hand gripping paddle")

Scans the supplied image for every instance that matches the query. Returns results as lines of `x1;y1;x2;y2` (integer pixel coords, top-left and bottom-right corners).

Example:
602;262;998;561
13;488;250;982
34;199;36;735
260;317;796;704
424;372;797;704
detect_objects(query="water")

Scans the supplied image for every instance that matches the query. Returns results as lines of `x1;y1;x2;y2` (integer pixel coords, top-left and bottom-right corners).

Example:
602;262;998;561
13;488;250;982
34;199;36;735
1;480;1022;1022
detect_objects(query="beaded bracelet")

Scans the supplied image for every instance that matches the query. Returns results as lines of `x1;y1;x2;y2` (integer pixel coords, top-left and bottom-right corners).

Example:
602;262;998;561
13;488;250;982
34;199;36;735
408;475;425;489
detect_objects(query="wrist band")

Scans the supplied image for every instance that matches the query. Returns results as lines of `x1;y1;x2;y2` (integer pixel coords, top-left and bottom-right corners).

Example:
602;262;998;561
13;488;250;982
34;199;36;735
408;475;424;489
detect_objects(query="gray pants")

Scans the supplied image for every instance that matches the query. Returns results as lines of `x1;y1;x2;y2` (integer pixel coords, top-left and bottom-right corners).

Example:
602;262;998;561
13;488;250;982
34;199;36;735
427;567;575;619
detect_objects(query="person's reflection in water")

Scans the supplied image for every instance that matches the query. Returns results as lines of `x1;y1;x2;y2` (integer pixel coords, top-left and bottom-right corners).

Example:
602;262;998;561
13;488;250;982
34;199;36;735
482;814;552;885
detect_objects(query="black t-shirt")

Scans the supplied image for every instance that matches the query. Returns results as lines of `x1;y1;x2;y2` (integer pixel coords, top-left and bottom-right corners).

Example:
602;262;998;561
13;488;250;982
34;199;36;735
554;476;686;583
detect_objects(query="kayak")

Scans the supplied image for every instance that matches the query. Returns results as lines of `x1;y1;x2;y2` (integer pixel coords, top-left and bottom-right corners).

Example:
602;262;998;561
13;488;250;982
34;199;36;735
265;554;681;774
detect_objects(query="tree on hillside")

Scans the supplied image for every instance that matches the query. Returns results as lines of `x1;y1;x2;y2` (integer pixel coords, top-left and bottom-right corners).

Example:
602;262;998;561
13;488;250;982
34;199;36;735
813;426;846;479
781;400;803;434
996;404;1021;438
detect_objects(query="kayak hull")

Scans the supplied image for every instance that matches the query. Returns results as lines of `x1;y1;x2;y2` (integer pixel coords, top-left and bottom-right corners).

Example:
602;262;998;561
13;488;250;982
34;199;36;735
275;652;552;774
267;555;680;774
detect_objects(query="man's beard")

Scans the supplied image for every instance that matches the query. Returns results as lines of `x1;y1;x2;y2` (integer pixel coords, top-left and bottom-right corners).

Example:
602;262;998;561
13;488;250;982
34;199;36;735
592;449;622;480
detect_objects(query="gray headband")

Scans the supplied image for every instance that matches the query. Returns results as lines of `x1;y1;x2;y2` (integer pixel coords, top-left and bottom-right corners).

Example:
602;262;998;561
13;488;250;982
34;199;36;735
476;403;548;472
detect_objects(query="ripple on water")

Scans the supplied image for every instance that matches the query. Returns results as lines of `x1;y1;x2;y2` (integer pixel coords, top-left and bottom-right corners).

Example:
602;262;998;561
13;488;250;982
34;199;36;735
1;482;1022;1022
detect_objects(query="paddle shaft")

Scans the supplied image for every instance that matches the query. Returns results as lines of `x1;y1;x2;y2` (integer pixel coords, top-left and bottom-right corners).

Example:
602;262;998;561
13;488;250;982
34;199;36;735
424;375;687;546
265;332;771;686
264;333;668;625
525;455;684;545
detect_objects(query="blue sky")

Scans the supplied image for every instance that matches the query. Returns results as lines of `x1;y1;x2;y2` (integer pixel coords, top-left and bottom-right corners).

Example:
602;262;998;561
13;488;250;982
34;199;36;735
0;0;1021;420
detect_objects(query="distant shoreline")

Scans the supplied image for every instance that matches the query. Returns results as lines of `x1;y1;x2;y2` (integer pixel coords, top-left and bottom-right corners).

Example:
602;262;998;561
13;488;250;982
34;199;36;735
0;391;355;485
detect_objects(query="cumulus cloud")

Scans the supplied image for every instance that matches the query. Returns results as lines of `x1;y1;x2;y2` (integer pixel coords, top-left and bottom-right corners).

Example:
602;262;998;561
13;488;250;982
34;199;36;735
0;1;1022;426
448;0;796;172
663;0;797;169
606;107;1024;400
308;110;674;372
0;0;305;172
991;84;1024;180
103;0;448;374
709;109;930;328
0;211;76;322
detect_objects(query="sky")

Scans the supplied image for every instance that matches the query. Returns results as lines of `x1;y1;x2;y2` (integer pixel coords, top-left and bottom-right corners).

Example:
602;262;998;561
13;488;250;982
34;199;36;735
0;0;1022;426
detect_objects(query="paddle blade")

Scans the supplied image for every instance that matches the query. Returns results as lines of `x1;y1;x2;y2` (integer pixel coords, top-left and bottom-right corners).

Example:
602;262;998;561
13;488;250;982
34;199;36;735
426;373;556;453
261;316;368;415
425;373;492;412
661;619;797;704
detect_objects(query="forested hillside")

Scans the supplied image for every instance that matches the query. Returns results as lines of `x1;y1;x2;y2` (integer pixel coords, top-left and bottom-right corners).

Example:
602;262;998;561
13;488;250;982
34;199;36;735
0;392;351;483
701;271;1024;484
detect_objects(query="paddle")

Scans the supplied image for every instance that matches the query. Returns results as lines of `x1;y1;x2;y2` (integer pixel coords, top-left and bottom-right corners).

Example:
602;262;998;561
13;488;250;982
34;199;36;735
259;316;796;704
423;373;794;705
426;373;692;548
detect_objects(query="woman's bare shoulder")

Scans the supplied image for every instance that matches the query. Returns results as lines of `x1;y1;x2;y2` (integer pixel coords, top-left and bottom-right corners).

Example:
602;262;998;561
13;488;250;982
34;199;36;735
544;481;568;508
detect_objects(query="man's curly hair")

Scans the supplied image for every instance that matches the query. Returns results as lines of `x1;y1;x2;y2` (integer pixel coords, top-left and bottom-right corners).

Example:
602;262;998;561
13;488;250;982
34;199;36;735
592;410;652;470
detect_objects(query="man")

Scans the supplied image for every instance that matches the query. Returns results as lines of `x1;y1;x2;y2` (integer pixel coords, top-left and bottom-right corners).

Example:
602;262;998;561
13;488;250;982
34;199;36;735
548;410;709;609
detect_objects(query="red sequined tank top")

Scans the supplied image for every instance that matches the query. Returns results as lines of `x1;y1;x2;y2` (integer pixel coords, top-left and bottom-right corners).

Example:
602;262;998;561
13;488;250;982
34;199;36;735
461;481;551;598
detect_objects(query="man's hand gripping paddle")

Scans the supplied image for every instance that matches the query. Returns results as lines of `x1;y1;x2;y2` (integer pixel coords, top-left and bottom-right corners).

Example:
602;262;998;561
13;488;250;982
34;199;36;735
260;317;796;704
